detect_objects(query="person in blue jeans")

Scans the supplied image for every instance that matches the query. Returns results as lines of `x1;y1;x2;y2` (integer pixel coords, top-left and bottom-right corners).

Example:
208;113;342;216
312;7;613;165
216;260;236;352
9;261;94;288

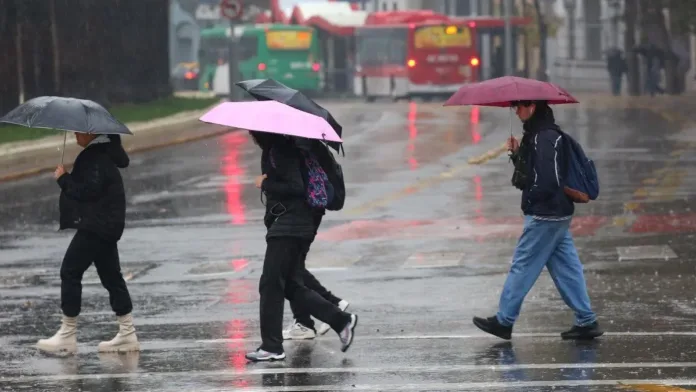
472;100;603;341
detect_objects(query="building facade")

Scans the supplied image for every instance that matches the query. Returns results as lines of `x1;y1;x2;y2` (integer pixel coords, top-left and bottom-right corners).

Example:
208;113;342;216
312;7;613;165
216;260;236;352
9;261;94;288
551;0;624;91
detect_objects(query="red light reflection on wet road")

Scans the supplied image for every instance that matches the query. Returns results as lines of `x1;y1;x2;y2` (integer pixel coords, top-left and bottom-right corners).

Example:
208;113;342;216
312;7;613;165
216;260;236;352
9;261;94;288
470;106;481;144
221;132;248;225
407;102;419;170
318;216;609;242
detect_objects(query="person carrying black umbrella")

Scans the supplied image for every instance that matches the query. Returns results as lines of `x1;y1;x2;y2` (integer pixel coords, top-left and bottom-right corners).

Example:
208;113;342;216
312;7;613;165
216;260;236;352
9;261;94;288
36;132;139;355
245;131;358;362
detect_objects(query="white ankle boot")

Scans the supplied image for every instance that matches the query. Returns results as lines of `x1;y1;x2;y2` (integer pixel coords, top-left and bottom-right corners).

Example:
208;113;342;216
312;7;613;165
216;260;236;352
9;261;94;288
36;315;78;354
98;313;141;353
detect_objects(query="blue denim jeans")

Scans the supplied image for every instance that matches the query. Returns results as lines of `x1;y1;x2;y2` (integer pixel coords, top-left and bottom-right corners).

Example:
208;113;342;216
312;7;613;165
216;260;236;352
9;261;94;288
496;216;597;327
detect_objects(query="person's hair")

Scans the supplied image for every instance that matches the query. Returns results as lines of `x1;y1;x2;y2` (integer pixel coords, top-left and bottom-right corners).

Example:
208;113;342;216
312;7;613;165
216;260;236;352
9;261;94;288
511;100;548;107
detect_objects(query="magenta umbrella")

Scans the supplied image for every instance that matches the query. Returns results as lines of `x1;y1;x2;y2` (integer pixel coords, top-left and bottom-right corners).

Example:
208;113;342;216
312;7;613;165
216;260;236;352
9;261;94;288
199;100;343;143
443;76;578;107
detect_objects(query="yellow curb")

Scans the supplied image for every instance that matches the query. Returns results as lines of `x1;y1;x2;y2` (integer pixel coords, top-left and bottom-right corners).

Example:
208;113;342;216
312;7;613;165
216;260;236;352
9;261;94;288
0;128;233;183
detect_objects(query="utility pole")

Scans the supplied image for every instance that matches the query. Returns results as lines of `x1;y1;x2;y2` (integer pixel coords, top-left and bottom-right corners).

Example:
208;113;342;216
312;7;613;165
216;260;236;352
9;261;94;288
503;0;513;75
221;0;242;101
481;0;491;79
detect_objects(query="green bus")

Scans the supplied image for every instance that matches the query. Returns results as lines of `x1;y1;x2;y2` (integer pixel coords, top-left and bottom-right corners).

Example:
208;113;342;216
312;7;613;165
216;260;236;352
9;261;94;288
198;24;324;95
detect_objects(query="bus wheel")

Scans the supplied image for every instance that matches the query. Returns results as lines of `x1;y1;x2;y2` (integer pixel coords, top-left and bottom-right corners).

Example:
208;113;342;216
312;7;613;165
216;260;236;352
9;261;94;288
366;96;376;103
421;95;433;102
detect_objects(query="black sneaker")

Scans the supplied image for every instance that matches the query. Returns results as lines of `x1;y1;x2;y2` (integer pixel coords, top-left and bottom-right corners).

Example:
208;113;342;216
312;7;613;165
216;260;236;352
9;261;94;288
473;316;513;340
339;314;358;352
561;322;604;340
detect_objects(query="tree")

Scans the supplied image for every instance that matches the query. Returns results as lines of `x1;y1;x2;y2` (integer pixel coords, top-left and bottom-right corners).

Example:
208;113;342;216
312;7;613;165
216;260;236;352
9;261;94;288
533;0;548;81
523;0;561;81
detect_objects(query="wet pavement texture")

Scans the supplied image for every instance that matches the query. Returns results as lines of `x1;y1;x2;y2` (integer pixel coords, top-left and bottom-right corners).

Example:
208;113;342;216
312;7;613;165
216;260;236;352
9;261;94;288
2;99;696;391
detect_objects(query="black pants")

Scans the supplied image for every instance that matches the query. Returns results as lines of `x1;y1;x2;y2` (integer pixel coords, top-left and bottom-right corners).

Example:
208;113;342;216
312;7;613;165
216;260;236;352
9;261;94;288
259;237;350;354
60;230;133;318
290;268;342;330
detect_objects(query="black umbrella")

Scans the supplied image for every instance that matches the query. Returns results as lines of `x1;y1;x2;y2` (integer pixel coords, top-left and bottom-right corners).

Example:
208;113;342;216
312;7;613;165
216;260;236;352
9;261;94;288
235;79;343;154
0;96;132;163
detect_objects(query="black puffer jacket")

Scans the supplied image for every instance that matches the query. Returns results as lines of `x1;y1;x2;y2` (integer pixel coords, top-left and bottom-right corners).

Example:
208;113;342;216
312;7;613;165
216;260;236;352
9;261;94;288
57;135;130;242
259;136;316;240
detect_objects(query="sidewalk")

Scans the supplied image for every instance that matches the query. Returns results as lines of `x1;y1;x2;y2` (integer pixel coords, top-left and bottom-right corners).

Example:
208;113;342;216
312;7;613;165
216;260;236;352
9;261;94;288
0;104;228;182
574;93;696;125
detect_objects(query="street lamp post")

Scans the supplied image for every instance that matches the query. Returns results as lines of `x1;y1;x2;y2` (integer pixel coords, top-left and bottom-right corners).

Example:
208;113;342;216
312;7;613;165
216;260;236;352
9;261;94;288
564;0;577;60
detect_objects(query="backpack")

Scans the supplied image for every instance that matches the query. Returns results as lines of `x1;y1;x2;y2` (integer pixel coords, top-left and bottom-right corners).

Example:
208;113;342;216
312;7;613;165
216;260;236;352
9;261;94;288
301;150;333;209
561;131;600;203
309;143;346;211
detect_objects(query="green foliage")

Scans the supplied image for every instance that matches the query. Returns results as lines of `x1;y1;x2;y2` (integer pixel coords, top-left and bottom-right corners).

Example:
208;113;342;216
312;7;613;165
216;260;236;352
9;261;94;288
666;0;696;34
0;97;220;144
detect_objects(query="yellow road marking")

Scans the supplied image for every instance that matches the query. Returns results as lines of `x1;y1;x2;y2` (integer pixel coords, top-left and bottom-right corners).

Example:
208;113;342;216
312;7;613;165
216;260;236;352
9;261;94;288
620;384;695;392
633;188;648;198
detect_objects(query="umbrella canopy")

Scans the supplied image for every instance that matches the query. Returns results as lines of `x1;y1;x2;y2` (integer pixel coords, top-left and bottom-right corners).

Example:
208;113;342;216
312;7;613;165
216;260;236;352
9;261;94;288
199;100;342;143
444;76;578;107
236;78;343;152
0;96;132;135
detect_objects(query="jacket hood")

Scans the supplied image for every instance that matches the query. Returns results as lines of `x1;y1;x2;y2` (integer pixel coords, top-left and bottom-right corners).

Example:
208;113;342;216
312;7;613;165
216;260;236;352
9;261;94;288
88;135;129;168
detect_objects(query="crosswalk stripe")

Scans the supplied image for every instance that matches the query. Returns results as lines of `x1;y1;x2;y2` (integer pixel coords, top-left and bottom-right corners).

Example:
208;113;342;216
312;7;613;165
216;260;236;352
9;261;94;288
193;380;696;392
5;363;696;383
196;331;696;344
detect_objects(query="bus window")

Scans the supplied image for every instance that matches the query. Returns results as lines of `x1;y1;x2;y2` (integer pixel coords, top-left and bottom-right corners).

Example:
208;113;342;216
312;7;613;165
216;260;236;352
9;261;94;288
356;28;407;66
239;36;259;61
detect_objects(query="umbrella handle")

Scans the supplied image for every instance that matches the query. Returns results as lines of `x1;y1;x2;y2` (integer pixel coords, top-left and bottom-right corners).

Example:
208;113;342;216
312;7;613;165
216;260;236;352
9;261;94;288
60;132;67;165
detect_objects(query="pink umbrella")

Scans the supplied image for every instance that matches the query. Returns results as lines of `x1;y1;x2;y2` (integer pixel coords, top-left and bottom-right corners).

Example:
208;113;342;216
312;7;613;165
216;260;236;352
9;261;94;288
444;76;578;107
199;100;343;143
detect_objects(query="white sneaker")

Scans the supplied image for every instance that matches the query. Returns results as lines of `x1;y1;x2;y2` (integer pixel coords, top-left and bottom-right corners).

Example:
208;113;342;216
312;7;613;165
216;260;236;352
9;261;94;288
317;300;350;336
98;313;141;353
36;316;78;355
282;321;316;340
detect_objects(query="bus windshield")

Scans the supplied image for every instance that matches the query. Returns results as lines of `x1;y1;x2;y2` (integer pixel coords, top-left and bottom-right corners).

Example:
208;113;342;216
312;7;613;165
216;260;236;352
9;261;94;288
355;28;407;66
413;25;473;50
199;37;229;65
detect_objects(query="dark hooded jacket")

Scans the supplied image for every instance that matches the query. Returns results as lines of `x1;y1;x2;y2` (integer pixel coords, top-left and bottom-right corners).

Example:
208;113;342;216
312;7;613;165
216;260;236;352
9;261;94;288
254;133;316;240
511;104;574;218
57;134;130;242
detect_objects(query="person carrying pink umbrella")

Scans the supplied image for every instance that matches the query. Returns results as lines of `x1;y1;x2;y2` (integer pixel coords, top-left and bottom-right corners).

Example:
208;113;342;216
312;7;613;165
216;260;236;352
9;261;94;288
200;101;358;361
445;77;603;341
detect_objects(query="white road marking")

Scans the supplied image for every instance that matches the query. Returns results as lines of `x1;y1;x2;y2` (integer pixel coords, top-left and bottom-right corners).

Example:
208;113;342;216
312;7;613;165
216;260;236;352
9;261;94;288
617;245;678;261
187;380;696;391
4;364;696;385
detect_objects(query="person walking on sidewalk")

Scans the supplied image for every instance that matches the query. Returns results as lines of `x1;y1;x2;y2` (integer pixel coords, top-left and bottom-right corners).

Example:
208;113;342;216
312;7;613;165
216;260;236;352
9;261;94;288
245;132;358;362
283;209;350;340
472;100;603;341
37;134;139;355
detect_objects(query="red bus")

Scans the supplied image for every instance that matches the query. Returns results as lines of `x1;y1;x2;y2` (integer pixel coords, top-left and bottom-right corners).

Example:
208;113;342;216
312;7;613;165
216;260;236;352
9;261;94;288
353;11;480;102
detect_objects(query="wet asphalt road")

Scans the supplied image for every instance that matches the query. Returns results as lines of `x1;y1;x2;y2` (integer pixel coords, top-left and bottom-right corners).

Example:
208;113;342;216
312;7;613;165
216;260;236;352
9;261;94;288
2;98;696;391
